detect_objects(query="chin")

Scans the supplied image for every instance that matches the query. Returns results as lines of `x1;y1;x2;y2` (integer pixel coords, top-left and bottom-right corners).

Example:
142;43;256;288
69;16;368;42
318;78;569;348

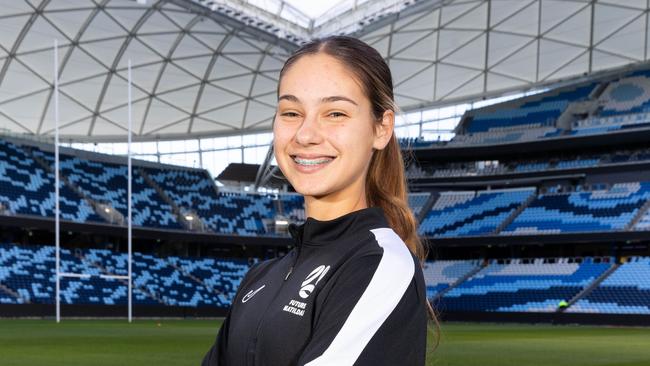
292;184;328;197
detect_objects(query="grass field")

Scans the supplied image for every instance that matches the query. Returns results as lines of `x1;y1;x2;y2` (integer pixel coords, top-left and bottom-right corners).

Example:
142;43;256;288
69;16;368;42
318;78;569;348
1;319;649;365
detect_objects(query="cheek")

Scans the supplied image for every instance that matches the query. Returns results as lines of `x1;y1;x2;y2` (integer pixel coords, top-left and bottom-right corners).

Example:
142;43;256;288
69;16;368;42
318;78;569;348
330;127;372;162
273;123;292;149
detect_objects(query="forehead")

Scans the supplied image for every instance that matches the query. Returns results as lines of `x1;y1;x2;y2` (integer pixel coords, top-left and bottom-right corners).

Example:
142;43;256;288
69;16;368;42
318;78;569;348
278;53;366;100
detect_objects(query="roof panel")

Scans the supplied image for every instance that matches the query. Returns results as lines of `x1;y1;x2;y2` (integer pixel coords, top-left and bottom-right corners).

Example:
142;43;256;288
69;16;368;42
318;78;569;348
191;32;228;52
395;9;439;32
0;15;30;50
173;35;213;58
108;7;148;30
19;15;70;52
0;60;49;101
80;38;127;69
142;99;190;134
545;5;591;46
46;9;95;39
19;46;69;85
121;38;163;68
138;9;181;34
197;89;244;116
80;10;128;42
60;75;107;108
210;55;250;80
596;16;645;61
490;41;537;82
492;1;538;36
244;100;276;126
394;32;436;61
538;39;585;80
394;64;435;101
0;89;49;133
0;1;32;16
138;33;178;56
200;100;247;128
125;62;164;93
156;63;200;92
158;85;201;112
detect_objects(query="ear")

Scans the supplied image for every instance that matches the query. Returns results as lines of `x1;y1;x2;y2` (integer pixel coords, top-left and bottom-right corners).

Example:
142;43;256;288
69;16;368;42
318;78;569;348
372;109;394;150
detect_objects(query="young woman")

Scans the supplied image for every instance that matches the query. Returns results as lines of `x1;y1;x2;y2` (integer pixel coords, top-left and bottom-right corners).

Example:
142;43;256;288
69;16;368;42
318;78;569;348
202;35;438;366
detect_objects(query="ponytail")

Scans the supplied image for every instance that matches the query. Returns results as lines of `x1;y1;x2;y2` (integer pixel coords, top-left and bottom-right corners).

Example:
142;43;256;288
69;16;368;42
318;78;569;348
366;131;440;350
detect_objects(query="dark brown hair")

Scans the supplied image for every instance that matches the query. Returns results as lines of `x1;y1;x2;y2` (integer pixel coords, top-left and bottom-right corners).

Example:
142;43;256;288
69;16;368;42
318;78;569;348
276;35;440;349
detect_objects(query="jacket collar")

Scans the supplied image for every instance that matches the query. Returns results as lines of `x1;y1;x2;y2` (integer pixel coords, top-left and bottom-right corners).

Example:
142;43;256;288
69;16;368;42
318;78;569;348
288;206;390;246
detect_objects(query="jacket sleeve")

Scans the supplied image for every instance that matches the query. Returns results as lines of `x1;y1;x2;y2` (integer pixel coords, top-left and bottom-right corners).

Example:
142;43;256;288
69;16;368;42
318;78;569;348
201;260;264;366
295;249;427;366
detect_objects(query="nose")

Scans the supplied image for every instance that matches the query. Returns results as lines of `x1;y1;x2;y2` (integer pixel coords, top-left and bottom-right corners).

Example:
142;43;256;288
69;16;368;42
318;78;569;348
294;112;323;146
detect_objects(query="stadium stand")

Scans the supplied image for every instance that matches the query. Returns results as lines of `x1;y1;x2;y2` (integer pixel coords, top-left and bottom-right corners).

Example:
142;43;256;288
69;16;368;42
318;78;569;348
635;208;650;230
598;73;650;117
567;257;650;314
422;259;483;299
437;257;612;312
502;182;650;235
278;193;306;223
145;168;276;235
0;140;103;223
465;84;595;134
419;187;535;237
408;192;432;218
448;126;559;146
41;151;183;230
0;243;251;308
409;147;650;179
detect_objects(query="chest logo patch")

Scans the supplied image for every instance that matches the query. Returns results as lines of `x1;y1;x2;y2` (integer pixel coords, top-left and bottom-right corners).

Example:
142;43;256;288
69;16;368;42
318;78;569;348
282;265;330;317
242;285;265;303
299;265;330;299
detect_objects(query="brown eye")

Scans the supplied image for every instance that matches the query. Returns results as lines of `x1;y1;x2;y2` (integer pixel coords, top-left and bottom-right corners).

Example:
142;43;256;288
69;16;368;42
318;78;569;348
282;112;299;118
328;112;346;118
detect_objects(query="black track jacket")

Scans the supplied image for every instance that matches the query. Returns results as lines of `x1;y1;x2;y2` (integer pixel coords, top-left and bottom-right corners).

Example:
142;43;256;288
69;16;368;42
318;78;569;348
201;206;428;365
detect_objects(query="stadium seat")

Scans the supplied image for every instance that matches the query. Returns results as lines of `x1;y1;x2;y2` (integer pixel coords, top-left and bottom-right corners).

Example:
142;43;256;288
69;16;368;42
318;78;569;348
567;257;650;314
503;182;650;234
437;257;612;313
419;187;535;237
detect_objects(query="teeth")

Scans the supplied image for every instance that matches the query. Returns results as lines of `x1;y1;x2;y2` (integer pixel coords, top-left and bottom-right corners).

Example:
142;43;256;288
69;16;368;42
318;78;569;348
293;156;334;165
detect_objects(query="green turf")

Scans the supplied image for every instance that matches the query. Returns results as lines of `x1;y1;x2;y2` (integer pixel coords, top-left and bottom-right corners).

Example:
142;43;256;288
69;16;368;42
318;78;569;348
1;319;649;365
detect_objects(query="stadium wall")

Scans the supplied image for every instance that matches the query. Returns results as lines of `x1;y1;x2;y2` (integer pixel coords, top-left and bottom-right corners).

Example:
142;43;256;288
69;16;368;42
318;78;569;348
440;311;650;327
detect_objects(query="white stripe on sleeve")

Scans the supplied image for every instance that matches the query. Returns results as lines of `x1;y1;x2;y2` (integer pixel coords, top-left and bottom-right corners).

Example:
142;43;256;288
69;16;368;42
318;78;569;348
305;227;415;366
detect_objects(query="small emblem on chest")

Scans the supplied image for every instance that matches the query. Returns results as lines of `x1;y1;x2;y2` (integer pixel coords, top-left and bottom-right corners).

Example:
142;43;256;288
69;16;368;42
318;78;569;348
282;264;330;317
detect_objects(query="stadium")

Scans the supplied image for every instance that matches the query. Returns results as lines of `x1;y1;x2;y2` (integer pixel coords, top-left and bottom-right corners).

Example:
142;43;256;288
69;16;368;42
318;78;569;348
1;0;650;365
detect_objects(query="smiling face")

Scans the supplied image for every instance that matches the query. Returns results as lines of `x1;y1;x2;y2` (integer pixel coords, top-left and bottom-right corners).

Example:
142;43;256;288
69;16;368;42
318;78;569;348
273;52;393;211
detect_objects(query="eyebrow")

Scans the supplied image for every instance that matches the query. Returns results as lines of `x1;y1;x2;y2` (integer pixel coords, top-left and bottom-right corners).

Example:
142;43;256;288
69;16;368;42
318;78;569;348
278;94;358;106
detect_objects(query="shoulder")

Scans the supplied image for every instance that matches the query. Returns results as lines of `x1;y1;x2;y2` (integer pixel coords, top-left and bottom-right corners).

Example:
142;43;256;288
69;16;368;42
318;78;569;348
367;227;426;300
333;227;419;292
367;227;418;276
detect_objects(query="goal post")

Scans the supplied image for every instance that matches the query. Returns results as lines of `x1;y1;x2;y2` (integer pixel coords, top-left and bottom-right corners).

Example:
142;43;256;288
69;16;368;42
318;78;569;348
53;40;133;322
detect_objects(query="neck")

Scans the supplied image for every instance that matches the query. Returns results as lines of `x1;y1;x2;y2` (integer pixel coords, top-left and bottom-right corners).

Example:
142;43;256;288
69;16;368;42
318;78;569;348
304;191;368;221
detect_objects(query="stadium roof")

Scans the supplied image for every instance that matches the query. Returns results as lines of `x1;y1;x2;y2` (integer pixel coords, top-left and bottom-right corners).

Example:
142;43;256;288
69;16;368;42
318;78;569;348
1;0;649;142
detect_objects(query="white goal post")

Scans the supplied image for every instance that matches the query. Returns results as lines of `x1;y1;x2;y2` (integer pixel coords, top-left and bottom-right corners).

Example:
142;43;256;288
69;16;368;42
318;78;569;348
53;40;134;323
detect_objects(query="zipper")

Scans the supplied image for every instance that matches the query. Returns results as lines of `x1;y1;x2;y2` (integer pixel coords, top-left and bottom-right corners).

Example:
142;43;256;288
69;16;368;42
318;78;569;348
284;243;301;280
247;276;290;365
248;229;303;364
284;223;303;281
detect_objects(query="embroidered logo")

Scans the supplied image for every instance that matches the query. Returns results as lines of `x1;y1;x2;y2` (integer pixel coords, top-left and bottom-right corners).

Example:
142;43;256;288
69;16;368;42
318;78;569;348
242;285;265;303
299;265;330;299
282;265;330;317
